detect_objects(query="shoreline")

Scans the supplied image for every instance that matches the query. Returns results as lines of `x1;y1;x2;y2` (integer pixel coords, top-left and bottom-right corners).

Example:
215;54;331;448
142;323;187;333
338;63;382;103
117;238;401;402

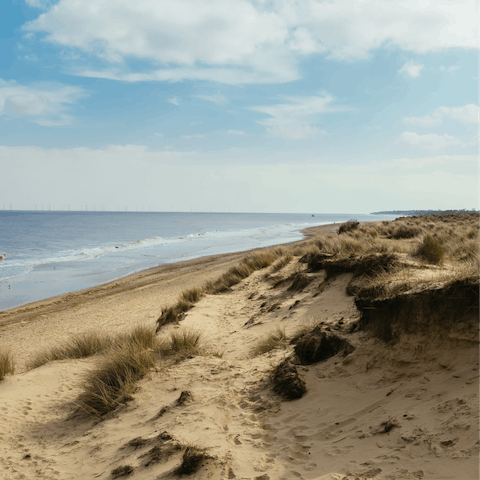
0;223;336;329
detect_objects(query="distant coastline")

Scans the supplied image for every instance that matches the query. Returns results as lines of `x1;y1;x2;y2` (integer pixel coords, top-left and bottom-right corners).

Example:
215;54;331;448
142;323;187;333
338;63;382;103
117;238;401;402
371;209;478;216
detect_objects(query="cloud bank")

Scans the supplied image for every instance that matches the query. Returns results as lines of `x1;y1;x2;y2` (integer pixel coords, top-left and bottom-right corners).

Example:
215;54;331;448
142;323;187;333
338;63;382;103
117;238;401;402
0;79;85;126
24;0;478;84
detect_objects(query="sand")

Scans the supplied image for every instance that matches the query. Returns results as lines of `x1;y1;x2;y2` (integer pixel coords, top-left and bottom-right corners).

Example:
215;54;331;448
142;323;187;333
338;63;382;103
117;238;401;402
0;224;478;480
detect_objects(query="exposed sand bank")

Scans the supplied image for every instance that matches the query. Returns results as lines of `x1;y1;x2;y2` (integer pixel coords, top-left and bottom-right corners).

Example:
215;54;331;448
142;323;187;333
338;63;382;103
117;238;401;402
0;219;478;480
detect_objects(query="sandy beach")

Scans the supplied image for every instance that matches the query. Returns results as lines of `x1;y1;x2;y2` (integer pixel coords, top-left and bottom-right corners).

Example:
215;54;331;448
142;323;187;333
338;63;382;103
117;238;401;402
0;219;478;480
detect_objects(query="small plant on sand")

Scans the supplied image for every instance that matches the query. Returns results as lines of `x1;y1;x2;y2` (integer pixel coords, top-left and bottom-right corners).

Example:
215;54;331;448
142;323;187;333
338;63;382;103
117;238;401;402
156;328;203;357
0;349;15;380
174;445;212;475
157;250;283;331
111;465;135;478
338;220;359;235
76;343;155;416
415;234;446;265
292;318;322;339
115;324;157;350
205;250;279;295
252;326;288;356
27;325;157;370
27;332;114;370
181;287;203;304
390;223;422;239
271;253;293;273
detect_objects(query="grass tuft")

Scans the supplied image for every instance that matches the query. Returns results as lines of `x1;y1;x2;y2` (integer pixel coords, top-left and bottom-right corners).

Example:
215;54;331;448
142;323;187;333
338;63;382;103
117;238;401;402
338;220;360;235
27;325;157;370
390;224;422;239
252;326;288;356
0;349;15;380
27;332;114;370
174;445;212;475
181;287;203;304
115;324;157;350
76;343;155;416
111;465;135;478
271;253;293;273
156;328;203;357
415;234;446;265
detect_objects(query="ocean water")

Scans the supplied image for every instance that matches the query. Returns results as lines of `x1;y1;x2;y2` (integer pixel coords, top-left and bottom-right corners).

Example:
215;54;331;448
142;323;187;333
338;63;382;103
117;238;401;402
0;211;395;311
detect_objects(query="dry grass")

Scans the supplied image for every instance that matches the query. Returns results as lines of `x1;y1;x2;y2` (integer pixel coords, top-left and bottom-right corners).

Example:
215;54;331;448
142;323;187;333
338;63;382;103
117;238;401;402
305;213;479;300
156;328;204;357
271;253;293;272
414;234;446;265
156;288;204;330
0;349;15;380
292;318;322;339
251;326;288;356
362;257;479;298
157;249;283;331
206;251;277;294
338;220;359;234
27;325;157;370
118;324;157;349
111;465;135;478
27;331;115;370
174;445;212;475
76;342;155;416
181;287;203;304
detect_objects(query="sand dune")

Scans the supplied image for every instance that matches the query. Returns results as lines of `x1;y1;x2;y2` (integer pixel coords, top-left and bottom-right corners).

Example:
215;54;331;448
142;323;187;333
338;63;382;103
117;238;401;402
0;220;478;480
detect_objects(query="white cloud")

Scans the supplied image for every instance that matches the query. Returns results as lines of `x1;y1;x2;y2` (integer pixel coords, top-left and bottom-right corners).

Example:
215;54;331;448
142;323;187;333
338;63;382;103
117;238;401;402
196;93;228;105
0;79;85;126
250;94;347;139
397;132;470;149
181;134;205;139
278;0;477;59
403;112;442;128
168;97;179;106
23;0;477;84
440;65;460;74
23;54;38;62
25;0;54;9
402;104;479;129
399;61;424;78
76;66;297;86
25;0;295;85
226;129;246;135
438;104;479;124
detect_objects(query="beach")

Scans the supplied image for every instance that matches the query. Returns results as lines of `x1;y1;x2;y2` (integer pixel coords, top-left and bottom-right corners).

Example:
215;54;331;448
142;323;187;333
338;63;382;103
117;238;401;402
0;218;478;480
0;224;332;369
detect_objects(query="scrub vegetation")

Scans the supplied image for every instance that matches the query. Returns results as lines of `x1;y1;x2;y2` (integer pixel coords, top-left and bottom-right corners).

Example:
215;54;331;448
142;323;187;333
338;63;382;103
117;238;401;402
0;349;15;380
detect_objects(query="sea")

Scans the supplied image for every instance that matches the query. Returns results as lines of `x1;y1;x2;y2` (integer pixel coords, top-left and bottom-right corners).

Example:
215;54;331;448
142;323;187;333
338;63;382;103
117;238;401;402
0;211;396;311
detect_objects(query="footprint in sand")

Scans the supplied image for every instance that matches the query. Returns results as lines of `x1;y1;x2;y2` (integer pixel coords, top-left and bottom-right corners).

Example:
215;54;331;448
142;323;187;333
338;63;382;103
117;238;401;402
228;434;242;445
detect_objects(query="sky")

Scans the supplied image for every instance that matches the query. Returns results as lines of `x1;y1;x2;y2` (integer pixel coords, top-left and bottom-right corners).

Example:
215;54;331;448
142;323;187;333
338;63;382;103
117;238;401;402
0;0;478;213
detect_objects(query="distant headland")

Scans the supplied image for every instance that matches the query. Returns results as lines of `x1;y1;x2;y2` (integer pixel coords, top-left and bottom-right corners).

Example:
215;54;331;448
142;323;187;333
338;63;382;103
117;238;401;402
371;209;478;216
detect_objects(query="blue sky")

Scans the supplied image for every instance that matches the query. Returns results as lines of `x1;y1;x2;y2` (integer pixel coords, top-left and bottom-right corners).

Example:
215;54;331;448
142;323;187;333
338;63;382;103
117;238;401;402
1;0;478;213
